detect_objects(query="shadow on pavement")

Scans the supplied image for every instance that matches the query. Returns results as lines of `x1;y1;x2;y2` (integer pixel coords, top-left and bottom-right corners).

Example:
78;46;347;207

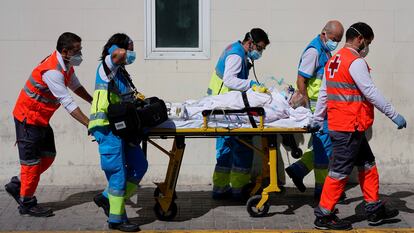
42;189;102;211
38;185;414;226
342;191;414;224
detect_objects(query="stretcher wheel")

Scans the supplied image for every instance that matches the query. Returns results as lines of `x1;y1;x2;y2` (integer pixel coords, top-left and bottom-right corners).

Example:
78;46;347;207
246;195;270;217
291;148;303;159
154;187;177;200
153;201;177;221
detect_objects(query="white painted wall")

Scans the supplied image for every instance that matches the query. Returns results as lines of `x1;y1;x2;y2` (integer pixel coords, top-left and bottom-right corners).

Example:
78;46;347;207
0;0;413;186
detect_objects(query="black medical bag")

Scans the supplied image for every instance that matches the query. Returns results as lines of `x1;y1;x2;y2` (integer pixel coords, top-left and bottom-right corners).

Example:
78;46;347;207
102;61;168;143
107;96;168;142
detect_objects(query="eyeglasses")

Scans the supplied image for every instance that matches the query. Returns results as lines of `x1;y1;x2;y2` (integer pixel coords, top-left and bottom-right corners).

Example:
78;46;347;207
254;43;265;52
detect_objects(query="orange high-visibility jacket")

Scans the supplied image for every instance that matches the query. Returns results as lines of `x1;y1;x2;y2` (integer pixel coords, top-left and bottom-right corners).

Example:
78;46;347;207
13;51;74;126
324;48;374;132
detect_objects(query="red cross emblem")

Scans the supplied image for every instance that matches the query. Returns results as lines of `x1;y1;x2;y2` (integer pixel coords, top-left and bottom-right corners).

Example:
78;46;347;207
328;55;341;78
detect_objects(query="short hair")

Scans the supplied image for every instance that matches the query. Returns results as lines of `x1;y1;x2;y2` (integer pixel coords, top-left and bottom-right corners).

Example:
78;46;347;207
243;28;270;45
56;32;81;52
346;22;374;41
101;33;131;60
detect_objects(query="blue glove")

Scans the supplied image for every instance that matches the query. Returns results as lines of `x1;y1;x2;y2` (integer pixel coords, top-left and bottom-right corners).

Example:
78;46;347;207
249;80;259;88
308;119;323;133
392;114;407;129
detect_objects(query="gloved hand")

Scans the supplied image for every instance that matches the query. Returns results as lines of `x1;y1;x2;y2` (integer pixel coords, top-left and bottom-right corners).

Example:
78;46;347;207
249;80;260;88
308;119;323;133
392;114;407;129
252;85;268;93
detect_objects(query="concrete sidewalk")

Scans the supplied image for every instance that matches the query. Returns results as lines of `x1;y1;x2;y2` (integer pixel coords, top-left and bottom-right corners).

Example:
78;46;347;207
0;184;413;232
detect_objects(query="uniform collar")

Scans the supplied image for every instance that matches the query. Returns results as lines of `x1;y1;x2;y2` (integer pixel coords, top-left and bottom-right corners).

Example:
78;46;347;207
317;34;330;53
55;50;68;72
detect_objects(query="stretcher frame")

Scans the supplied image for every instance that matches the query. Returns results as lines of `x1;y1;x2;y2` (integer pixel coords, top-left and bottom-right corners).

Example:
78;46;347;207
142;107;308;220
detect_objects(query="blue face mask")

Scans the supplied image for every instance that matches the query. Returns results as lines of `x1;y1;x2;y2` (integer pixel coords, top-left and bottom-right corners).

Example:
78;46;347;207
325;39;338;51
248;50;262;60
125;50;136;65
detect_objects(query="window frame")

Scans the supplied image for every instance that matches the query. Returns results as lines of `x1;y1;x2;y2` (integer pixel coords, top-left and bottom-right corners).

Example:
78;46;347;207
144;0;210;60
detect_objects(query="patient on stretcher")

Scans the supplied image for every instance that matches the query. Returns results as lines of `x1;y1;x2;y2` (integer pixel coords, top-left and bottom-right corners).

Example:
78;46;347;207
166;87;310;125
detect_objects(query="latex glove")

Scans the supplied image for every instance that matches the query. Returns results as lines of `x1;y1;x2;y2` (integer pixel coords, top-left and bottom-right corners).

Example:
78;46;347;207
252;85;268;93
308;119;323;133
392;114;407;129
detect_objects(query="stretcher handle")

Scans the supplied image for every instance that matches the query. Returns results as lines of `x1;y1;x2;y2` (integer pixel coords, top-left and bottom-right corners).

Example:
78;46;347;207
201;107;265;117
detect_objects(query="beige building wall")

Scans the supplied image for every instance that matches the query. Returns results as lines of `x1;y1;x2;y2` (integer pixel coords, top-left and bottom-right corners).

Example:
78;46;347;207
0;0;413;186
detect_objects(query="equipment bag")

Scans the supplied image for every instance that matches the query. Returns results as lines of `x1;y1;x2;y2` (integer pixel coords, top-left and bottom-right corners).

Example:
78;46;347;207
107;100;142;142
102;59;167;142
136;97;168;128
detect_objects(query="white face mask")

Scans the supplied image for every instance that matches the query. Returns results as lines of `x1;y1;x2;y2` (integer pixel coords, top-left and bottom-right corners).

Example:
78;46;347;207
69;54;83;66
325;34;338;51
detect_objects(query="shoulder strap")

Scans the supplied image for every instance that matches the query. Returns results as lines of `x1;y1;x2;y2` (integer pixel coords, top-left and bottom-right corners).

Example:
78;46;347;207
241;91;257;128
102;57;140;104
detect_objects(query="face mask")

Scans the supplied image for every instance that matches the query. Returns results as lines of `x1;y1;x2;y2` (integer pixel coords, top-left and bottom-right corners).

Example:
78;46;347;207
125;50;136;65
248;50;262;60
324;33;338;51
69;54;83;66
326;39;338;51
359;45;369;58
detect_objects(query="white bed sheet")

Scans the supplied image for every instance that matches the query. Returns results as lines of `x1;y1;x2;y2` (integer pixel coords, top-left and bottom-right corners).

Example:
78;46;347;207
157;88;312;129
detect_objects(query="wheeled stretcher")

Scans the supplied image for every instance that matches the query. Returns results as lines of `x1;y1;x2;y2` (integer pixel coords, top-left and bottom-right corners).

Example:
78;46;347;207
142;107;308;220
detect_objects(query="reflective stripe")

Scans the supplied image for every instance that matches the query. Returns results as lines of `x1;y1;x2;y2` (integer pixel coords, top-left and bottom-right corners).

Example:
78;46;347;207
23;86;58;104
108;187;125;197
328;171;348;180
214;166;231;174
89;112;107;121
95;83;108;90
326;80;358;90
231;166;250;174
315;73;323;79
95;83;120;94
40;151;56;157
327;94;364;102
28;76;50;92
358;162;376;172
310;100;317;109
20;159;40;166
108;213;124;223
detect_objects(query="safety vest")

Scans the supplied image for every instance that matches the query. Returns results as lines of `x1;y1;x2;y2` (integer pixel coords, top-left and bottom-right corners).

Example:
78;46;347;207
298;35;331;111
325;47;374;132
88;60;129;131
206;41;249;96
13;51;73;126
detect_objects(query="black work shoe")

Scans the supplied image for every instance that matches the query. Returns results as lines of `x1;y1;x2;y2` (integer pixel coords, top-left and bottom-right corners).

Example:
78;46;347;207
212;189;232;200
367;205;399;225
94;193;110;217
285;166;306;192
19;197;53;217
314;213;352;230
108;222;140;232
5;176;21;205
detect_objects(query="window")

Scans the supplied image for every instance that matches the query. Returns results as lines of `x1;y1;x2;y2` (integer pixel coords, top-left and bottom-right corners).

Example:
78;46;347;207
145;0;210;59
